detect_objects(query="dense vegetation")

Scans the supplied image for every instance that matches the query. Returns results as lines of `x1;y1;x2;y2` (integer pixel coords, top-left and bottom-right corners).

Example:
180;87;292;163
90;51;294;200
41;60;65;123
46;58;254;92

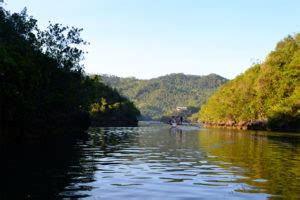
85;76;140;127
199;34;300;132
0;8;139;141
100;73;227;120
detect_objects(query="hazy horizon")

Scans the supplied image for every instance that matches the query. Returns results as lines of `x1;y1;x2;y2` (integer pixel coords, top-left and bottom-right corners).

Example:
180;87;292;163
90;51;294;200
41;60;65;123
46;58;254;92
4;0;300;79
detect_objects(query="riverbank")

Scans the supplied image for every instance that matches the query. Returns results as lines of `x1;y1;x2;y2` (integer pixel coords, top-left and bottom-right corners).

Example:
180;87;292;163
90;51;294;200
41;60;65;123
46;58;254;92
203;119;300;133
202;120;268;131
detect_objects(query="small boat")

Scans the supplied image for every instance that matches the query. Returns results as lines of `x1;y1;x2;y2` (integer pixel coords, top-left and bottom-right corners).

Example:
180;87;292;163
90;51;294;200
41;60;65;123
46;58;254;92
168;116;200;130
169;121;201;131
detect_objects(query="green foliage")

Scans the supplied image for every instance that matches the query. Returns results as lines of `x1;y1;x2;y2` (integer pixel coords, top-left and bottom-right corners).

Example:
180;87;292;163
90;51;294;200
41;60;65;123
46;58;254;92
0;8;140;140
199;34;300;132
37;23;88;71
0;8;87;131
100;73;227;120
84;75;140;126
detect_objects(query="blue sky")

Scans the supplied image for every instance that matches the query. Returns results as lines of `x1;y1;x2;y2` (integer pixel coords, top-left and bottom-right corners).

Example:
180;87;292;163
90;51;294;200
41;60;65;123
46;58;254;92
3;0;300;79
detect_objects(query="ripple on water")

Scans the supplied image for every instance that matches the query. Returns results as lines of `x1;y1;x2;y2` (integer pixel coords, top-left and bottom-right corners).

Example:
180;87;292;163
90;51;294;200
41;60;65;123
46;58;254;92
47;127;300;199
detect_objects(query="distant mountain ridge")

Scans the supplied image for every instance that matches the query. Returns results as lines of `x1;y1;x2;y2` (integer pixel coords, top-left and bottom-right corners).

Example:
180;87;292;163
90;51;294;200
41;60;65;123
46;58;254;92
98;73;228;120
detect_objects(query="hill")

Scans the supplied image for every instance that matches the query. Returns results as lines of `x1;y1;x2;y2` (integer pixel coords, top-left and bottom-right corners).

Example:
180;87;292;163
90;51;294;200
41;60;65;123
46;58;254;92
99;73;228;120
199;34;300;132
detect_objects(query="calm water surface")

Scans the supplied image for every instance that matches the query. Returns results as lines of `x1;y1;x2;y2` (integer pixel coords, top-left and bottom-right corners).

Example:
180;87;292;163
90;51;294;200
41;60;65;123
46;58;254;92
1;122;300;199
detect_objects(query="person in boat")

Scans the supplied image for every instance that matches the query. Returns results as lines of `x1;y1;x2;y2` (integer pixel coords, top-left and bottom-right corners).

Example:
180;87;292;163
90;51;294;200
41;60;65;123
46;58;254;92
176;116;180;125
170;116;177;126
174;116;183;125
180;116;183;125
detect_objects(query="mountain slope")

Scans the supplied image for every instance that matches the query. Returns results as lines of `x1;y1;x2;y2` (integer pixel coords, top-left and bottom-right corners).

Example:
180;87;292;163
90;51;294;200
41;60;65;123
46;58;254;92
99;73;228;120
199;34;300;132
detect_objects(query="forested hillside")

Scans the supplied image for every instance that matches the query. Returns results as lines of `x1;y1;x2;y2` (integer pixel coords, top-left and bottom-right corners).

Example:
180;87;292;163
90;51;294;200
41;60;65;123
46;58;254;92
100;73;227;120
199;34;300;132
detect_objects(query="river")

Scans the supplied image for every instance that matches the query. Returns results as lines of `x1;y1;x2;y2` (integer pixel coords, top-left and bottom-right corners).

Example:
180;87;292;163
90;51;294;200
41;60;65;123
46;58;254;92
1;122;300;199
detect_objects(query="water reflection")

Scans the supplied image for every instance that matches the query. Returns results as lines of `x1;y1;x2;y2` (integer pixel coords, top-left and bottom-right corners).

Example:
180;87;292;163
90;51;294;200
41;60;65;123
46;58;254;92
0;134;99;199
1;125;300;199
198;129;300;199
82;126;270;199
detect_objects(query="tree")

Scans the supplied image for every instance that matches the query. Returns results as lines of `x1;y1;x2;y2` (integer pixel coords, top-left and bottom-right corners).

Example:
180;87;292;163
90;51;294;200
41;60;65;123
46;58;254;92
198;34;300;132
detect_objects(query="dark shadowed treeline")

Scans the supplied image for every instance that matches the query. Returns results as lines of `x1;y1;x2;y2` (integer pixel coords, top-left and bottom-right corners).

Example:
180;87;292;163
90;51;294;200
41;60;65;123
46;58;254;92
199;34;300;132
0;8;140;142
84;75;140;127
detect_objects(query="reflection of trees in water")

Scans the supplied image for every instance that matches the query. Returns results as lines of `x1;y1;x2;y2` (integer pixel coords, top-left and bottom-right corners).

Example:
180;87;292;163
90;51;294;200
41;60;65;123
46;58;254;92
169;128;186;144
88;127;139;155
135;128;202;164
198;129;300;199
0;134;96;199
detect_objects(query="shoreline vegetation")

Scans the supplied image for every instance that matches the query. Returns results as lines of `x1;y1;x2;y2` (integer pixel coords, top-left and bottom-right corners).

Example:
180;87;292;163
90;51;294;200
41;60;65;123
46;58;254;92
202;120;267;131
199;34;300;133
0;8;140;143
